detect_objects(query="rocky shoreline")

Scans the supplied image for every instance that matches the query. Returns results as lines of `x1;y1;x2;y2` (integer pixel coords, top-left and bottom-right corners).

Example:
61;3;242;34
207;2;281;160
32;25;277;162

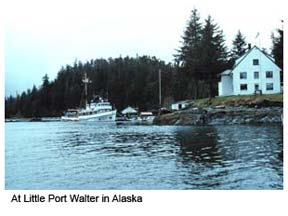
154;100;283;126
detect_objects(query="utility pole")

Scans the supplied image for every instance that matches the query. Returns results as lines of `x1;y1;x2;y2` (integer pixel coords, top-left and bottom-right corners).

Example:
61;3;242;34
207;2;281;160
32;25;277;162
158;69;162;115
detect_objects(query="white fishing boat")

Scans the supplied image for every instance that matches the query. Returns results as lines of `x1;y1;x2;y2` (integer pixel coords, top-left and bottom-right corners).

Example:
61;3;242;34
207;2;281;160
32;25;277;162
61;97;117;121
61;73;117;121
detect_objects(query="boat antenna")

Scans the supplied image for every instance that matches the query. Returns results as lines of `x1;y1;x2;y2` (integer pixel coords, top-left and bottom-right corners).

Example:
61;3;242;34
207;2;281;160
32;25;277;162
82;72;91;108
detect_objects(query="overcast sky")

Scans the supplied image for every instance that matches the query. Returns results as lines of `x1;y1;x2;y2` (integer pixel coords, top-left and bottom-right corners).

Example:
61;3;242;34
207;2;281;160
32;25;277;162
4;0;285;96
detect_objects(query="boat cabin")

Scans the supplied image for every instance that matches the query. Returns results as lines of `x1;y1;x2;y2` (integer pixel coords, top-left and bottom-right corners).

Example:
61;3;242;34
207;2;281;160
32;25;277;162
64;109;79;117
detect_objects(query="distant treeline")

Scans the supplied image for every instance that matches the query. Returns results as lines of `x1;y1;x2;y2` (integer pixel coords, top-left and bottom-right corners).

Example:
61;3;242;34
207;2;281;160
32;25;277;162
5;56;177;117
5;8;283;118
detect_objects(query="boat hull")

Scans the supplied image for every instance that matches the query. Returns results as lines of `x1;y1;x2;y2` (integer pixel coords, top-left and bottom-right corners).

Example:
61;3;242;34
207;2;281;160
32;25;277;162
61;110;117;122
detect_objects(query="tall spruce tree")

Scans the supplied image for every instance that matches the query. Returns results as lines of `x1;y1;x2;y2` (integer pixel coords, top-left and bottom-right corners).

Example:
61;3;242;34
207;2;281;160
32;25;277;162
200;15;228;98
174;8;203;99
175;10;229;99
231;30;247;63
42;74;50;88
40;74;51;116
271;28;283;69
271;27;283;84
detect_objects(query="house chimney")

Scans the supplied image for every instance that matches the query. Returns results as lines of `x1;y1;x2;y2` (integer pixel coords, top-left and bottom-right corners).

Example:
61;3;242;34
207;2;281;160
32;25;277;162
248;43;251;50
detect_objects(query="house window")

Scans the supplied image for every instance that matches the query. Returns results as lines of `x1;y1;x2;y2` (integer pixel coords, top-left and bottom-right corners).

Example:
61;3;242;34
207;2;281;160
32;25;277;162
254;71;259;79
240;84;248;91
266;71;273;78
240;72;247;79
253;59;259;65
266;83;273;91
255;84;259;91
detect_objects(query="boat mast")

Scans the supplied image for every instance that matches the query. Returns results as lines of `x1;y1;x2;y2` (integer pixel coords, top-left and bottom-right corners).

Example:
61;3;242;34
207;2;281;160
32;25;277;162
82;72;91;108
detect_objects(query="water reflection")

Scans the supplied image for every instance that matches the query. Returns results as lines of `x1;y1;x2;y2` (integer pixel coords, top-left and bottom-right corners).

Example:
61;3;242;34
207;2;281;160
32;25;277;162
176;125;283;189
57;124;178;159
215;125;283;166
175;126;222;165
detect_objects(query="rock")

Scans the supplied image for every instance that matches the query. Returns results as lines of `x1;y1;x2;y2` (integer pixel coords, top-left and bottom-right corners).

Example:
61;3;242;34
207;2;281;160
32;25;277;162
154;105;282;126
249;99;283;108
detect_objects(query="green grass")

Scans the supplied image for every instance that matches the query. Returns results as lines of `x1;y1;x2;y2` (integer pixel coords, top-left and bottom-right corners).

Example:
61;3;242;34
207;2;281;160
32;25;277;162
192;93;283;107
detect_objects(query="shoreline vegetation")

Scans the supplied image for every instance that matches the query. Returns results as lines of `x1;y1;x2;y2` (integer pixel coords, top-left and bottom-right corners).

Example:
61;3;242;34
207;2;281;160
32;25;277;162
6;94;283;126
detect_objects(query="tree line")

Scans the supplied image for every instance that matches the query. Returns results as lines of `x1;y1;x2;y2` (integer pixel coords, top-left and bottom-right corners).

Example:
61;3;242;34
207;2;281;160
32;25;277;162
5;8;283;118
5;56;176;118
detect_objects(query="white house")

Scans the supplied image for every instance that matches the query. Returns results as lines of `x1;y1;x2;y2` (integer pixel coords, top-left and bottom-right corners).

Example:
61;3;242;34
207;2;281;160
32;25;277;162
171;100;191;111
218;46;281;96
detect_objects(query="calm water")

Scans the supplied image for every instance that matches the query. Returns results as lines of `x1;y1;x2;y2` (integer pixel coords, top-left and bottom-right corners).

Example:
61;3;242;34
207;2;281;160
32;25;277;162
5;122;283;190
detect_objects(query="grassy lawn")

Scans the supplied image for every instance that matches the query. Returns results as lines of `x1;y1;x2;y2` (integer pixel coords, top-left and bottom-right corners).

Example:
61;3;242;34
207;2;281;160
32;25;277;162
192;93;283;107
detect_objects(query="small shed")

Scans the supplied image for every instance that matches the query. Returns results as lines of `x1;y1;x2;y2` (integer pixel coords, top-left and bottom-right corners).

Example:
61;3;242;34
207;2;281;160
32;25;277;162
121;106;138;119
121;106;138;115
218;69;233;96
171;100;191;111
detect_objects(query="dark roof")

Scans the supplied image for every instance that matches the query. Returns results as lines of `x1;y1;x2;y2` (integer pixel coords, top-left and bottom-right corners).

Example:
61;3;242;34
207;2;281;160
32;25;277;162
172;100;191;105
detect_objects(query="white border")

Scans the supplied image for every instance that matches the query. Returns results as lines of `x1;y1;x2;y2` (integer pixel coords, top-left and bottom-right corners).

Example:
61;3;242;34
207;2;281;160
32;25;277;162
1;1;287;215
